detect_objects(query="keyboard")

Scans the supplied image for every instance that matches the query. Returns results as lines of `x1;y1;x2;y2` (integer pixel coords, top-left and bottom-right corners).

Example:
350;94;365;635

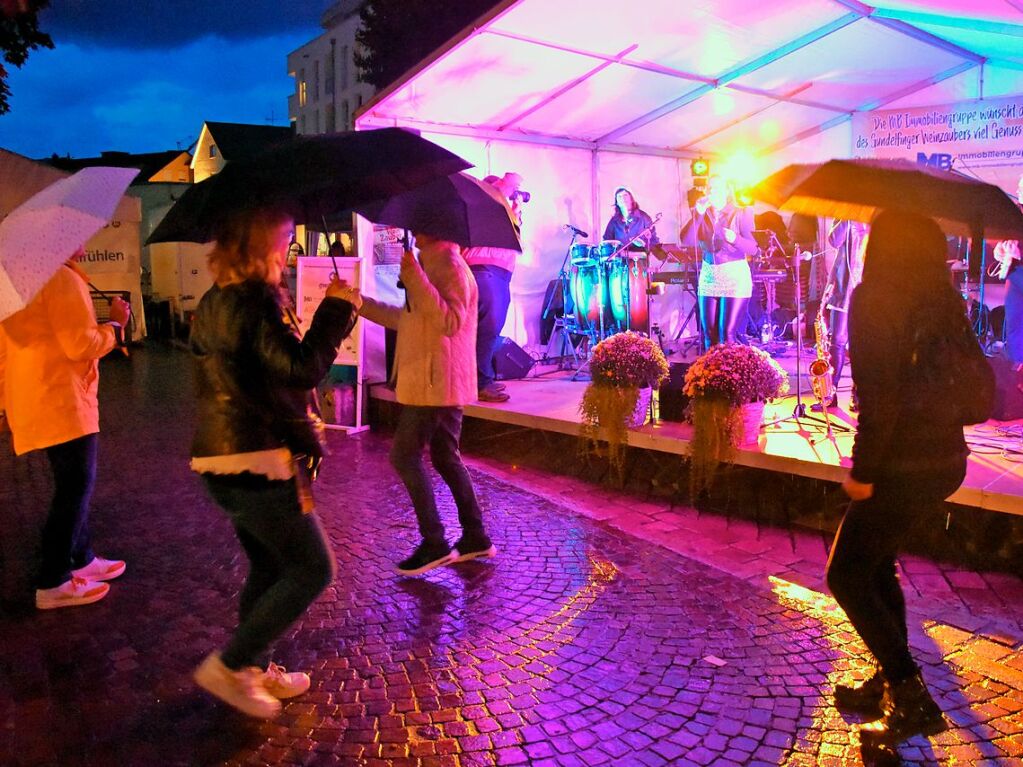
753;269;788;283
650;271;697;286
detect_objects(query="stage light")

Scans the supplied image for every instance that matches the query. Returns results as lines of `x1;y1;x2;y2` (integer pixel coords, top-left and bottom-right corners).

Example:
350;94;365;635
691;158;710;178
718;149;764;190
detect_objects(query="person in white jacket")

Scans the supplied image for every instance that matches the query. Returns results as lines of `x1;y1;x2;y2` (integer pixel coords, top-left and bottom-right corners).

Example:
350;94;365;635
338;233;496;575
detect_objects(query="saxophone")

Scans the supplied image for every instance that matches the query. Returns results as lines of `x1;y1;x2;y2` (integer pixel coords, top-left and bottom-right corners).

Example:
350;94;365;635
809;283;835;404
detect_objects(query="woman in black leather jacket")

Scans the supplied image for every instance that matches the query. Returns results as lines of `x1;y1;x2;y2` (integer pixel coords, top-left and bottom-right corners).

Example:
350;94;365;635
188;207;355;719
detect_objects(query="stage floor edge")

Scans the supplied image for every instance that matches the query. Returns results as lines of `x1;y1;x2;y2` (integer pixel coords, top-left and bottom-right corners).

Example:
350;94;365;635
368;375;1023;518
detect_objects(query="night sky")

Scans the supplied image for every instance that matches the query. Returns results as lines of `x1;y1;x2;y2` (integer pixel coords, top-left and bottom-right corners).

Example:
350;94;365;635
0;0;334;159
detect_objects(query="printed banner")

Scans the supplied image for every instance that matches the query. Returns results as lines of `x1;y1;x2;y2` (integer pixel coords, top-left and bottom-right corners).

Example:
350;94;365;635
851;94;1023;194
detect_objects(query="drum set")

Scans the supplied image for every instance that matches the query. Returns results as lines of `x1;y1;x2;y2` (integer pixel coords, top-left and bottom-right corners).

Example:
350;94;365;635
543;233;652;370
566;240;650;338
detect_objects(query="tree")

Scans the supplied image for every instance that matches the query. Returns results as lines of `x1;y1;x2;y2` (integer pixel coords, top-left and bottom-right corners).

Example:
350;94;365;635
0;0;52;116
355;0;499;91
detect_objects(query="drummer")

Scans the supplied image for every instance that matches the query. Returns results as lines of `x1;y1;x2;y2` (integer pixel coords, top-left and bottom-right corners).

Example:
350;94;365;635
603;187;660;252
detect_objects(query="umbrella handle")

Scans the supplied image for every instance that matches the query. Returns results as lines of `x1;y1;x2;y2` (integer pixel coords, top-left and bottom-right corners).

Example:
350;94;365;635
321;215;340;279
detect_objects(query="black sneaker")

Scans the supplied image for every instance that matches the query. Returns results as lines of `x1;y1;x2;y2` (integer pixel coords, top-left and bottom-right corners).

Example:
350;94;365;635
452;534;497;563
395;542;454;576
859;673;947;747
834;668;886;717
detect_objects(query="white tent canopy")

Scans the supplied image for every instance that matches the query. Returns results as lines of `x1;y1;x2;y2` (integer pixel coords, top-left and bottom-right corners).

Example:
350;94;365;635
355;0;1023;359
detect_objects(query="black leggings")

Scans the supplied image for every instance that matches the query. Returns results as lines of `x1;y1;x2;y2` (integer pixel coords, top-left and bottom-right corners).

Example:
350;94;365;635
826;464;965;684
699;295;749;350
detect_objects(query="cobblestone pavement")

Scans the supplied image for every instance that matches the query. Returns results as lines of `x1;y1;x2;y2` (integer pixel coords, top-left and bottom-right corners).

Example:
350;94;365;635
1;346;1022;767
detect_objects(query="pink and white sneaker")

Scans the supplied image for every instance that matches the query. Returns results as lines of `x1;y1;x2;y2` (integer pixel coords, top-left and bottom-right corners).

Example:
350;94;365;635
262;662;311;699
71;556;126;582
36;576;109;610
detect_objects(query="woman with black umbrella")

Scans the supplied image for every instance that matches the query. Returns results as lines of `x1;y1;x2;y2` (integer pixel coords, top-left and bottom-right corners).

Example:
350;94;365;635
826;209;973;747
188;206;356;718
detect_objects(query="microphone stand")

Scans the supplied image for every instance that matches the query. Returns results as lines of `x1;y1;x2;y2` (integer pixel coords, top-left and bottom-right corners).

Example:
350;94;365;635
542;231;580;367
764;243;849;438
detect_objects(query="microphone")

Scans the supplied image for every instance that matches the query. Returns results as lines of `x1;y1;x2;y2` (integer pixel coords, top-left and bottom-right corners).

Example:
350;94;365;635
564;224;589;238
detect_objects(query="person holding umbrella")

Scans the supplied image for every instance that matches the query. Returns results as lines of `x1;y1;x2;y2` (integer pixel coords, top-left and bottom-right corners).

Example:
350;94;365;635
335;233;496;576
0;249;131;609
188;206;357;719
0;167;138;610
826;210;974;747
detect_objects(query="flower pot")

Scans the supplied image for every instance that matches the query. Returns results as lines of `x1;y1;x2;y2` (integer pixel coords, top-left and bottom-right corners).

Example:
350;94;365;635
627;386;653;427
739;400;765;445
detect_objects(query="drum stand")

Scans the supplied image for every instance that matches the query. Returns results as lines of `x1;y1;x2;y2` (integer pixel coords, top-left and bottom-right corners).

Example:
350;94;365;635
672;279;701;354
542;234;582;368
570;268;608;381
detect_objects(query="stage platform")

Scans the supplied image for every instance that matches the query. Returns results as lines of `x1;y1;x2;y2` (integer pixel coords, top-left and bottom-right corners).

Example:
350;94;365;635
368;351;1023;518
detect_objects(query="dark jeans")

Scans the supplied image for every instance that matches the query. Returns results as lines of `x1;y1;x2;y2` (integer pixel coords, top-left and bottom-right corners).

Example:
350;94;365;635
829;306;849;385
1005;266;1023;364
37;434;98;589
471;265;512;390
699;295;749;350
202;473;335;670
826;462;966;684
389;405;485;548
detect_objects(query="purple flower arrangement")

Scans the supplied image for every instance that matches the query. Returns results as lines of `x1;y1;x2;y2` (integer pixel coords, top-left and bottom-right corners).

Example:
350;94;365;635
683;343;789;406
589;331;670;389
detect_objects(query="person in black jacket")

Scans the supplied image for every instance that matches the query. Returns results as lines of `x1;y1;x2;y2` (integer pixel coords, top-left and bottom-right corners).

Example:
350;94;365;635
188;206;356;719
826;209;968;747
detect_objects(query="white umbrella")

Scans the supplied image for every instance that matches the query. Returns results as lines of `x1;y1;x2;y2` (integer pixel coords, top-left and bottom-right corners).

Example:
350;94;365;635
0;166;139;321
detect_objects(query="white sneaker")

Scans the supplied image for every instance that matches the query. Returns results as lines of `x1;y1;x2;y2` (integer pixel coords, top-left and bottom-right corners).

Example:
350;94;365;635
193;652;281;719
72;556;126;582
262;662;311;699
35;576;109;610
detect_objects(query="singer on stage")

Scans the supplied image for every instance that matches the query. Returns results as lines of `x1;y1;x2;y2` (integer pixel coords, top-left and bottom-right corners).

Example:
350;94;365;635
603;187;660;251
688;175;757;350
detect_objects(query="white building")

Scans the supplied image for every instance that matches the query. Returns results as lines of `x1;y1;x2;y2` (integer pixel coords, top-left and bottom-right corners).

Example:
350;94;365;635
287;0;375;137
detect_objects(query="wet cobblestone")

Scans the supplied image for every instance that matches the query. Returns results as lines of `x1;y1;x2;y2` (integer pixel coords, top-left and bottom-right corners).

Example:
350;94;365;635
1;346;1021;766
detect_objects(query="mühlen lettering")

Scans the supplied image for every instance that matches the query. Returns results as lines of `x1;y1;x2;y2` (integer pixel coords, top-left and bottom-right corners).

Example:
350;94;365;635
84;249;125;263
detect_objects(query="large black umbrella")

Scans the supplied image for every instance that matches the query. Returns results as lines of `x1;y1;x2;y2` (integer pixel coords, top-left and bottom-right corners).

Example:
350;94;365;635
753;158;1023;240
348;172;522;250
147;128;472;244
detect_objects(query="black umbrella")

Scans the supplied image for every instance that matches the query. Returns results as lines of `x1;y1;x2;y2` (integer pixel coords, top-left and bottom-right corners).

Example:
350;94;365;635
147;129;472;244
346;172;522;251
753;158;1023;240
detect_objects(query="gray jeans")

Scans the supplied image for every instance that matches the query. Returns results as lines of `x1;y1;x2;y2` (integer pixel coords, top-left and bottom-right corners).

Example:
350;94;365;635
389;405;485;547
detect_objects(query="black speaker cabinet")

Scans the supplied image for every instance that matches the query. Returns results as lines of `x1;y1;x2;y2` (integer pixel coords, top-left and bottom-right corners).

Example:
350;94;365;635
990;353;1023;421
659;360;693;422
494;337;534;380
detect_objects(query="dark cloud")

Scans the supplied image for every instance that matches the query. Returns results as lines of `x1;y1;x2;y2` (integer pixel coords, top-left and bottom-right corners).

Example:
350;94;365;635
40;0;334;49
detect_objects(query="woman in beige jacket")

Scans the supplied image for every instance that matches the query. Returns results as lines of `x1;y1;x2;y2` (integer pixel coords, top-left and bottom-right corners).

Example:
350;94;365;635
0;253;130;609
340;233;496;575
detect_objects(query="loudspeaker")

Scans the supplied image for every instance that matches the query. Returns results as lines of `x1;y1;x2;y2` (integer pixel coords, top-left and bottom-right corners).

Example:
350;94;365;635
658;360;692;422
540;278;567;345
494;337;534;380
989;353;1023;420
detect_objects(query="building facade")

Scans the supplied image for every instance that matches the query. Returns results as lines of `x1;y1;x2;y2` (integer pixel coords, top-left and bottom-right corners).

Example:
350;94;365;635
287;0;374;136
